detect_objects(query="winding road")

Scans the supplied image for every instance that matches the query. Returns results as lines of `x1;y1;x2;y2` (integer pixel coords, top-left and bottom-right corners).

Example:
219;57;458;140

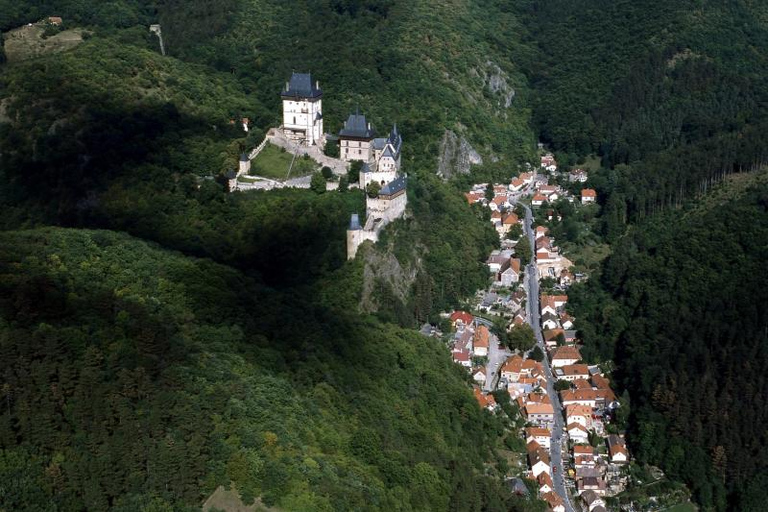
520;203;575;512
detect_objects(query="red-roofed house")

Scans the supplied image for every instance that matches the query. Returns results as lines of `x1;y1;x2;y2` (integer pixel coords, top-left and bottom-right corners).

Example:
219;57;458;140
474;387;498;412
551;346;582;368
581;188;597;204
542;491;565;512
526;427;552;449
532;194;547;207
452;349;471;368
450;310;474;329
473;325;490;357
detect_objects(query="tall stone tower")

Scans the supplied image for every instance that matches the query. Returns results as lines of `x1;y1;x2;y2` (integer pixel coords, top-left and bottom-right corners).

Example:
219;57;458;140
347;213;364;260
281;72;323;146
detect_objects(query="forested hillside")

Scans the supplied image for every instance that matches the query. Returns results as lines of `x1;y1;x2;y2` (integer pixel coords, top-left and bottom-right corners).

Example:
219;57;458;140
0;228;536;511
0;1;539;511
520;0;768;230
569;176;768;509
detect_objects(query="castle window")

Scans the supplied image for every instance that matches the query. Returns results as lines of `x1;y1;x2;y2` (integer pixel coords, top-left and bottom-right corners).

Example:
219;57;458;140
293;116;296;124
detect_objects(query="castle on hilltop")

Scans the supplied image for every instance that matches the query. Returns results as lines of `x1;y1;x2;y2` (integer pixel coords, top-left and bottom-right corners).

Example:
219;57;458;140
343;111;407;259
272;73;406;258
281;72;323;146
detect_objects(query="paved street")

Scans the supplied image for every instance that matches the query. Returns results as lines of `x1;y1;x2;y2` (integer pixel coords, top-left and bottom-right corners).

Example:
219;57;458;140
484;329;512;392
521;203;575;512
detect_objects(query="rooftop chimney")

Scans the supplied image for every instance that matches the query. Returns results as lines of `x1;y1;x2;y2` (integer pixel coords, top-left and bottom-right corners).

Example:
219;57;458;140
316;80;319;89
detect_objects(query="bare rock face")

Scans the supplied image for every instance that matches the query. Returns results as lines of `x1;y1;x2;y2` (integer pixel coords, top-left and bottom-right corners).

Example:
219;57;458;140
436;129;483;179
360;244;418;314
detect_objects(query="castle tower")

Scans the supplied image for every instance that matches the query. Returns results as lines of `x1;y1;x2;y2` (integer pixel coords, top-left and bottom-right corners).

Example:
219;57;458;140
281;72;323;145
238;152;251;175
347;213;363;260
339;110;375;162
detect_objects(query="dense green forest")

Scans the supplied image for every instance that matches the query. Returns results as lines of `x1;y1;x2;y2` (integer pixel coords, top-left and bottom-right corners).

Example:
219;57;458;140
520;0;768;231
0;228;537;511
569;177;768;510
0;1;538;510
4;0;768;510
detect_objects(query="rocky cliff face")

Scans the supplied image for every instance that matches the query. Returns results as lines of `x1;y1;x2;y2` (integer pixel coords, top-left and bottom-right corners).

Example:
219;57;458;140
359;241;420;315
436;129;483;179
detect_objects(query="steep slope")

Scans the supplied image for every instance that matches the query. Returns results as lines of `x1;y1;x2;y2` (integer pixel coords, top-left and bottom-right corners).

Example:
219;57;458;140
158;0;535;169
520;0;768;224
0;228;529;511
569;174;768;509
0;3;544;510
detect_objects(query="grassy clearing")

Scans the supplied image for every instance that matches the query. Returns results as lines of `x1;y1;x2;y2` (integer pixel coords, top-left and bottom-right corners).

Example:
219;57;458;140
664;503;697;512
249;144;317;180
563;241;611;274
4;24;84;62
249;144;293;179
682;167;768;220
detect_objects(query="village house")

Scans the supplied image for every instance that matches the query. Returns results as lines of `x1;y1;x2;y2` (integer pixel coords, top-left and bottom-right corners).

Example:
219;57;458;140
527;441;551;477
525;402;555;426
519;172;534;184
531;193;547;207
507;376;540;400
509;178;525;192
561;388;615;408
550;345;582;368
543;328;565;349
569;169;589;183
473;387;498;412
580;490;606;511
577;477;607;496
472;367;487;384
540;154;557;172
573;378;592;390
541;491;565;512
538;472;555;494
525;427;552;450
541;312;560;331
452;349;471;368
487;250;513;273
607;435;629;463
450;310;474;330
501;356;544;382
465;191;484;204
473;325;490;357
499;258;522;287
567;422;589;444
566;404;593;428
581;188;597;205
556;364;590;382
560;312;575;330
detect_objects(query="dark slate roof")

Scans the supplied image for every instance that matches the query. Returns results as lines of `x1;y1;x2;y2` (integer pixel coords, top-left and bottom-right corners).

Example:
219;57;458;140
281;72;322;99
349;213;362;230
387;123;402;151
339;112;375;139
372;137;387;150
379;175;407;196
360;162;372;174
381;145;396;160
240;152;249;162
